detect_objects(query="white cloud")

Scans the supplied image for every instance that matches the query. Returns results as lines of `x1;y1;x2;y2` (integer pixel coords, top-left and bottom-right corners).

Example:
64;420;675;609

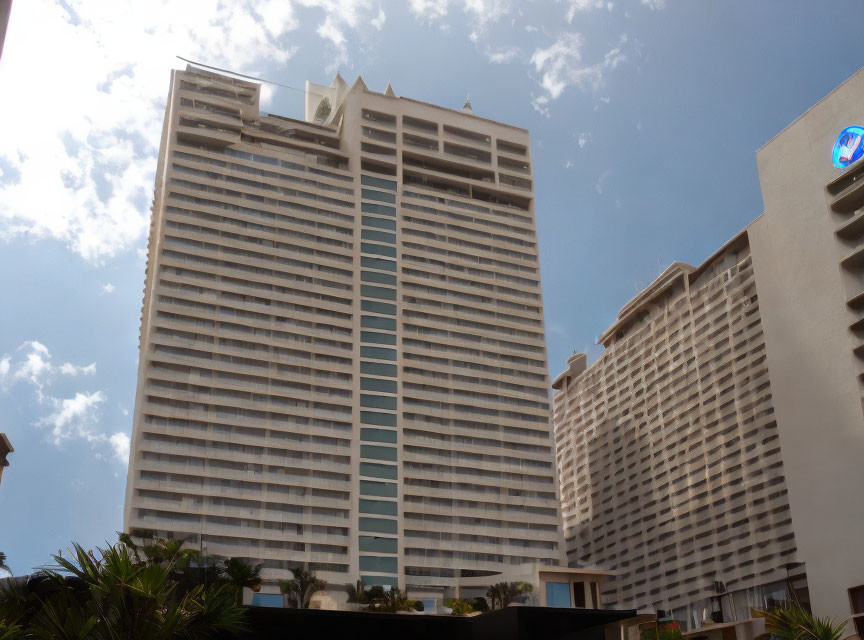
410;0;450;23
529;33;629;113
0;341;122;460
531;33;589;99
463;0;511;29
577;132;591;148
485;46;520;63
531;94;551;117
642;0;665;9
59;362;97;376
317;14;347;47
38;391;106;445
371;7;386;29
0;0;301;263
12;341;53;388
562;0;613;22
297;1;386;73
102;283;116;294
595;169;612;195
0;341;96;389
110;432;131;463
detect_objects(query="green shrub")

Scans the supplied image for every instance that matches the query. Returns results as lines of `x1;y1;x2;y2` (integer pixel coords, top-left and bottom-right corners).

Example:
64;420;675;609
448;599;475;616
471;596;489;612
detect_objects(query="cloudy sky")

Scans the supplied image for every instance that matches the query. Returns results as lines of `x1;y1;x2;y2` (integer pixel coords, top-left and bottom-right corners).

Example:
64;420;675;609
1;0;863;574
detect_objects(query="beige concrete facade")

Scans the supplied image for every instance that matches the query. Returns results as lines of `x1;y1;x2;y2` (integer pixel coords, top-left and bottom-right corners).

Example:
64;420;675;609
553;67;864;630
123;66;563;599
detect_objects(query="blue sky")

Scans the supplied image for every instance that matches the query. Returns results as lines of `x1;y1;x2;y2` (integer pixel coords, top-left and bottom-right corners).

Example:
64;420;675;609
1;0;863;575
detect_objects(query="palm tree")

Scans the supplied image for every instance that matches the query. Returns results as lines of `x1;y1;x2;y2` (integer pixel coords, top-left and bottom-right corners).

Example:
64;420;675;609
758;604;846;640
346;580;368;605
0;541;244;639
221;557;262;605
486;581;533;609
486;583;503;610
280;565;326;608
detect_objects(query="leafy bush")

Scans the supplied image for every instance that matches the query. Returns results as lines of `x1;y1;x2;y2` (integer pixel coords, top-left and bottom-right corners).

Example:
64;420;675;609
471;596;489;612
0;540;245;640
642;622;683;640
366;588;417;613
444;599;475;616
757;604;846;640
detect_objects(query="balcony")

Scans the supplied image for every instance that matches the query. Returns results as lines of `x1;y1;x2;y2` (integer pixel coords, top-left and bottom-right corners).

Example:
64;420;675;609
177;122;239;148
840;241;864;269
827;160;864;212
443;124;490;148
362;126;397;144
403;133;439;152
836;209;864;240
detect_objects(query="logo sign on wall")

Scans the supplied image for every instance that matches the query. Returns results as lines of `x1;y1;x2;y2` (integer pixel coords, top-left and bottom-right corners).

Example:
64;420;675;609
833;126;864;169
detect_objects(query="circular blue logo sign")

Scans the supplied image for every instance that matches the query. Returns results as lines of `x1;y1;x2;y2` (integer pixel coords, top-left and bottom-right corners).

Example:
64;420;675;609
833;126;864;169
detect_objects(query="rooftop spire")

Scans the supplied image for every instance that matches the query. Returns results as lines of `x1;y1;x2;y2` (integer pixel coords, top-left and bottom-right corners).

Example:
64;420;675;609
384;81;396;97
461;92;473;114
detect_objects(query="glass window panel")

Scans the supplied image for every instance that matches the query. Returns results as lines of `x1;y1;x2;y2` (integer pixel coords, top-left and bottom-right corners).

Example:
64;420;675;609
361;444;397;461
361;378;398;393
360;480;398;497
360;428;397;444
361;256;397;271
360;300;396;315
359;535;398;553
362;215;396;231
361;229;396;244
358;517;398;535
361;242;397;258
360;361;397;377
360;346;396;361
361;331;397;346
360;411;397;426
361;271;397;286
361;188;396;203
361;175;398;190
359;498;398;516
361;316;396;331
361;284;396;300
361;394;397;410
251;594;284;608
359;556;398;574
546;582;571;608
359;461;397;479
361;202;396;217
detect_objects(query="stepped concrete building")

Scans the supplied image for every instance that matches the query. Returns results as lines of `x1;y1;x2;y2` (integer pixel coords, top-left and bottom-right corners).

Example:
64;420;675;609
123;65;569;603
553;68;864;632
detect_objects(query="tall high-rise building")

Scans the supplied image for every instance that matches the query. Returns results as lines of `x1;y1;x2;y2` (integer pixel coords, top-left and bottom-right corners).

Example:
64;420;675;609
553;67;864;631
123;65;563;601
